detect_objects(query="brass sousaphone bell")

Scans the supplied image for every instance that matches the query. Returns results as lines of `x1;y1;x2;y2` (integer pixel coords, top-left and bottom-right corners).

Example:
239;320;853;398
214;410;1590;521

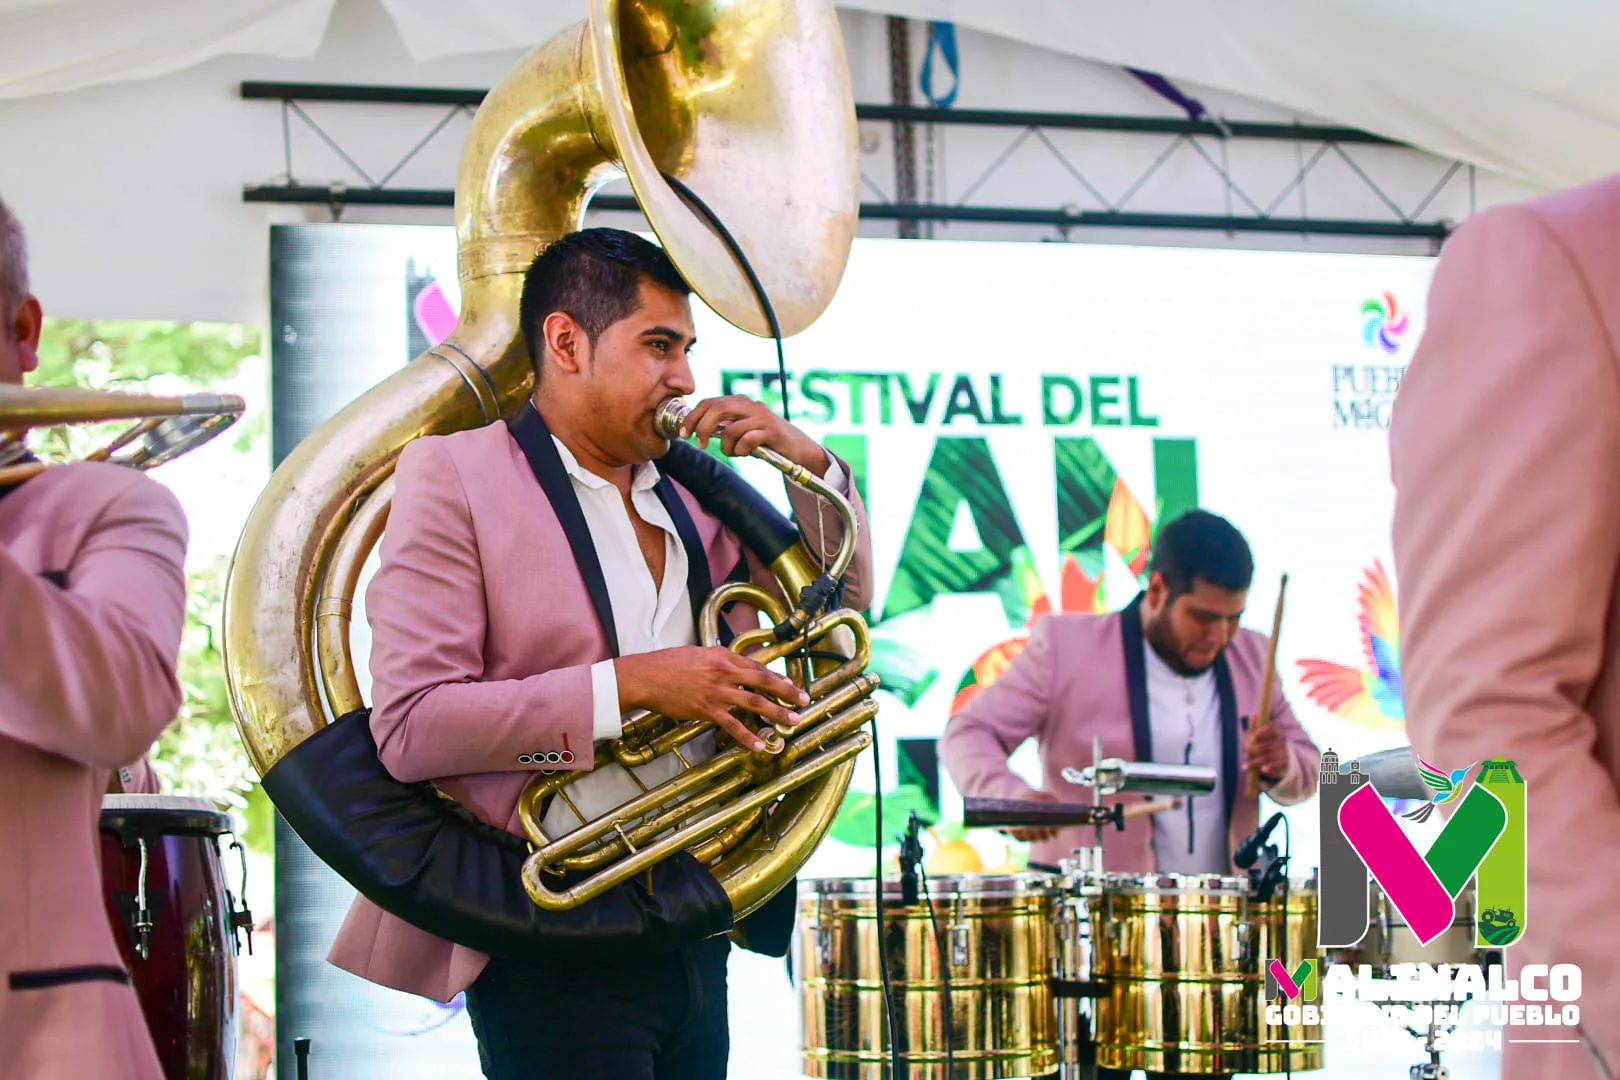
224;0;866;954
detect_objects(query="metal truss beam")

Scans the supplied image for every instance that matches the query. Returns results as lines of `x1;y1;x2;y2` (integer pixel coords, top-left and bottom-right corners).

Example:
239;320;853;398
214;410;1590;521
239;81;1459;242
240;81;1405;146
242;185;1446;239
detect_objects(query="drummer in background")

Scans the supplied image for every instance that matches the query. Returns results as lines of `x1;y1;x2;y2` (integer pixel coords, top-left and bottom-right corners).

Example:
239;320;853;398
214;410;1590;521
942;509;1320;871
942;511;1320;1078
942;510;1320;864
0;193;185;1079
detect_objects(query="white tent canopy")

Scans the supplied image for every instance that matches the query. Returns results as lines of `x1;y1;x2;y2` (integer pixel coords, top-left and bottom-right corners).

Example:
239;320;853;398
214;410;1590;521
3;0;1618;193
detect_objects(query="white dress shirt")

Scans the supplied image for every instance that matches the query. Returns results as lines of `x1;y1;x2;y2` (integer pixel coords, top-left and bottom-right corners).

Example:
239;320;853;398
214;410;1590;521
1143;641;1231;874
538;435;845;840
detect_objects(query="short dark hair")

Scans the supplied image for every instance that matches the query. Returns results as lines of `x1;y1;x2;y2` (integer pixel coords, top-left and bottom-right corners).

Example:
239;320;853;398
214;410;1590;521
1148;509;1254;598
518;228;690;378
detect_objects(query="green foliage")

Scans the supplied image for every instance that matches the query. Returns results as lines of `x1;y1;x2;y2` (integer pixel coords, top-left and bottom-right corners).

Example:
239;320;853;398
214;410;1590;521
153;555;263;847
34;318;271;855
34;320;259;389
30;320;262;465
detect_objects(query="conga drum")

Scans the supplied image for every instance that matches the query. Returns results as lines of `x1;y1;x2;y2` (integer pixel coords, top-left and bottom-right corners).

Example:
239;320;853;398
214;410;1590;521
100;794;245;1080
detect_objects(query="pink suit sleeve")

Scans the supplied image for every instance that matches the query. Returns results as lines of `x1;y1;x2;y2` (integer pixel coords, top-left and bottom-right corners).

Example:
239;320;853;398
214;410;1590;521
366;437;595;782
118;757;163;794
939;616;1057;802
0;474;187;768
1390;204;1620;1074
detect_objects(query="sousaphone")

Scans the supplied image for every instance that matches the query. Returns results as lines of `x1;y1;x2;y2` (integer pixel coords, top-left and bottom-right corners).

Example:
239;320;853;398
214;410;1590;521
224;0;867;958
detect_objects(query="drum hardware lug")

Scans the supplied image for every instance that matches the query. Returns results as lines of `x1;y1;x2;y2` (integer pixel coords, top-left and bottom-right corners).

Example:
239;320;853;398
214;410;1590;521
134;838;154;959
1236;920;1254;962
809;898;832;971
226;836;255;955
946;889;970;966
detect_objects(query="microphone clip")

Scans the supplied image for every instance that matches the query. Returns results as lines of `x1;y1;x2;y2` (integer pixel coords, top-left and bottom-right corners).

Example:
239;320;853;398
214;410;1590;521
1250;851;1291;904
898;811;924;907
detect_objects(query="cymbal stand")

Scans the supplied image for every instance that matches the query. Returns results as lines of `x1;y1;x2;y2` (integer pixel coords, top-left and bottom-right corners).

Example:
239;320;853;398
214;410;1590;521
1408;1018;1449;1080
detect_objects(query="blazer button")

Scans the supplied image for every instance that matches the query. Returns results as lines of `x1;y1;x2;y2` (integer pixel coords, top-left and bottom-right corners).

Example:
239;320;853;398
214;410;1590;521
518;754;534;765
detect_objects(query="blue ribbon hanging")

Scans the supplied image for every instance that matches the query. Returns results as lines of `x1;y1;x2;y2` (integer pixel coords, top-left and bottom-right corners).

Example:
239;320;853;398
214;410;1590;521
920;21;959;109
1126;67;1206;121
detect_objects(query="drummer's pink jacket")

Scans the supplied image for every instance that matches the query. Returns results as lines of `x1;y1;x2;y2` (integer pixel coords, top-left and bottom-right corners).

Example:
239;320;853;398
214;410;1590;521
0;461;187;1080
1392;174;1620;1080
940;609;1320;872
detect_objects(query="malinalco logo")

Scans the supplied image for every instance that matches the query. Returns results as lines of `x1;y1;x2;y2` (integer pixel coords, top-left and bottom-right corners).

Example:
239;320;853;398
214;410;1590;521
1362;291;1409;353
1318;754;1526;951
1266;958;1319;1002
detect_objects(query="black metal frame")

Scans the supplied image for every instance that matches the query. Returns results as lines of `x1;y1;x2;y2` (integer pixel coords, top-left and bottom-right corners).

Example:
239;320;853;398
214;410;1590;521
238;81;1460;241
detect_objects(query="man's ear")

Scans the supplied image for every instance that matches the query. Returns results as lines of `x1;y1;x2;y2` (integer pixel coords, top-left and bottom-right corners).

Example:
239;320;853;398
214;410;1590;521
1144;571;1168;614
542;311;587;375
12;295;41;374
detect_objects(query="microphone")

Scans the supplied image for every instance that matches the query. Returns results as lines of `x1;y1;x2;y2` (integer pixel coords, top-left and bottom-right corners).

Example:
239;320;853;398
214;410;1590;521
1234;811;1285;870
898;812;923;906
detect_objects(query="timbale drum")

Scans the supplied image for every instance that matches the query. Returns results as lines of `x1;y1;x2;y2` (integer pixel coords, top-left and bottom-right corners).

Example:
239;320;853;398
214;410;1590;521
100;794;248;1080
1087;873;1324;1076
799;873;1060;1080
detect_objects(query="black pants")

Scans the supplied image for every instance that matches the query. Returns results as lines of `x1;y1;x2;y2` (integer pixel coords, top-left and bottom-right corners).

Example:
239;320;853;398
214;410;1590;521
463;935;730;1080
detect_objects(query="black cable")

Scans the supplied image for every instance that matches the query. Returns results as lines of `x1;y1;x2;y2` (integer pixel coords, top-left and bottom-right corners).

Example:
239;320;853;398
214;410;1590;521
659;172;793;424
917;863;957;1077
658;170;891;1069
657;170;823;662
869;718;903;1078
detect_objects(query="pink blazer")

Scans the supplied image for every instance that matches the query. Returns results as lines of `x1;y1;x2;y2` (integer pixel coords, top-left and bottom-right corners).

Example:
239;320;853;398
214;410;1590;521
0;462;188;1080
327;422;873;1002
1391;174;1620;1079
940;609;1320;874
115;758;162;795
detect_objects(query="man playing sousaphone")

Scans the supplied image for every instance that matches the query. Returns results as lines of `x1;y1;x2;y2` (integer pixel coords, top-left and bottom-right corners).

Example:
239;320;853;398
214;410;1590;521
327;227;874;1080
0;194;186;1076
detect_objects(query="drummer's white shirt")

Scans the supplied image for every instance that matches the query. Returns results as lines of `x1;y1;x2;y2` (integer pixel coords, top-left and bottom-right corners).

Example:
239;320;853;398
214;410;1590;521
1143;642;1231;874
538;435;845;838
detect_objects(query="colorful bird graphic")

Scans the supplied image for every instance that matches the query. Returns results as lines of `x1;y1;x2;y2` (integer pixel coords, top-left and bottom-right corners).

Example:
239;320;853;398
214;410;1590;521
1403;756;1476;822
1297;561;1404;733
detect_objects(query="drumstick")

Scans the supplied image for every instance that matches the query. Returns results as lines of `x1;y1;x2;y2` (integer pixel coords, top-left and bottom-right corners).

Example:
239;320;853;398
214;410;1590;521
962;796;1183;827
1245;572;1288;799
